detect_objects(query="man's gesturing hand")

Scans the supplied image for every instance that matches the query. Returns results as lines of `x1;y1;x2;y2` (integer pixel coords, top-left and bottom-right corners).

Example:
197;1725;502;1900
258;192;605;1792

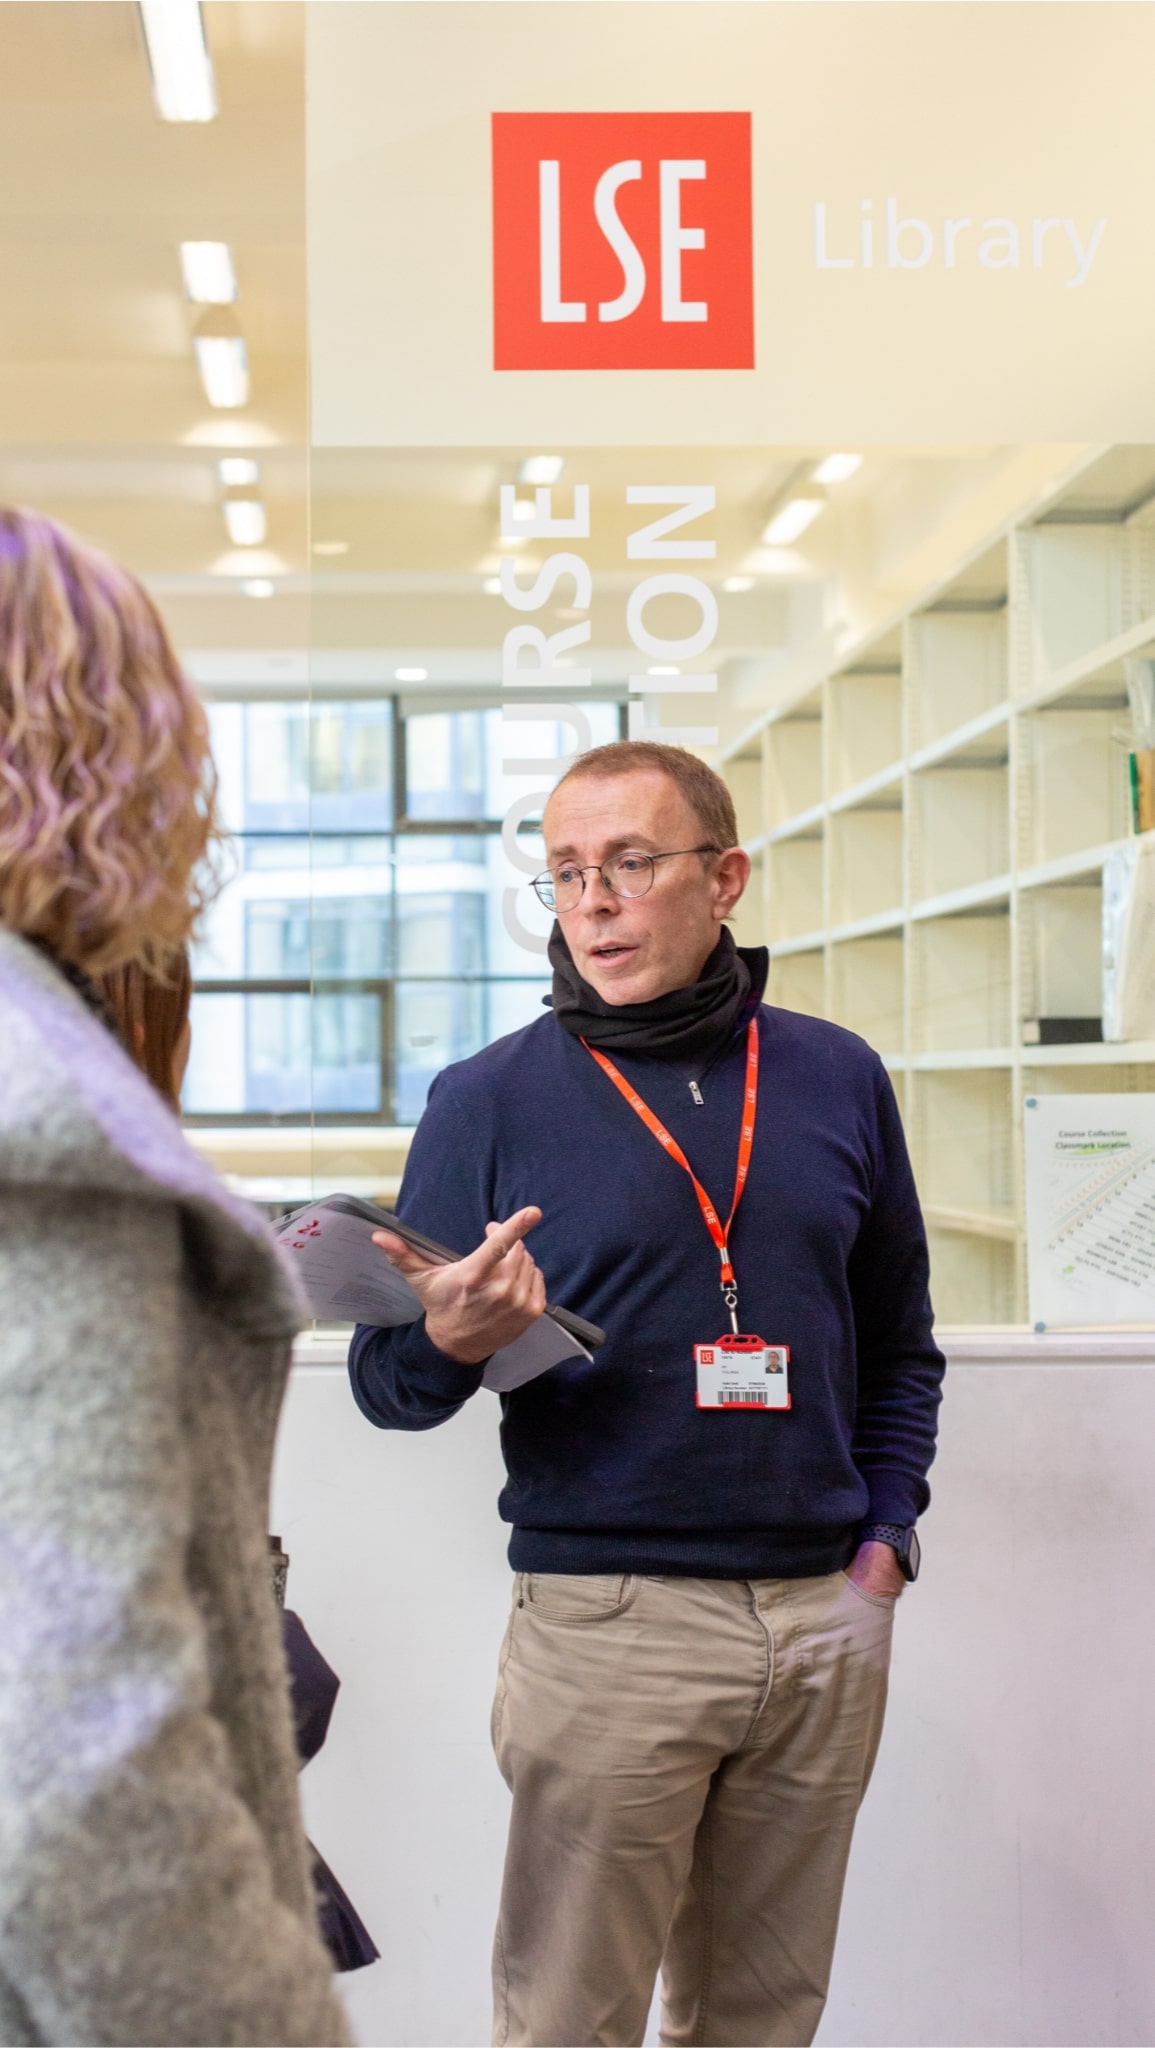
371;1207;546;1365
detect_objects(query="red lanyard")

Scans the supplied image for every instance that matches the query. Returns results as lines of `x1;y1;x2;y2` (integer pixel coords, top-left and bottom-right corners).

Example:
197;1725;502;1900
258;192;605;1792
582;1017;759;1332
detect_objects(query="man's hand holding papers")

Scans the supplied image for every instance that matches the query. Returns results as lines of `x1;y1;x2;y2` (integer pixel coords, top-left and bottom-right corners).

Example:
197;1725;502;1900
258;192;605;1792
277;1193;599;1391
371;1206;546;1364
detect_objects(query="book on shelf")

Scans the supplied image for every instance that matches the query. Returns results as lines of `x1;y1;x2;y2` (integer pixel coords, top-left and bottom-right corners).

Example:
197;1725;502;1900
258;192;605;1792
1021;1018;1103;1046
1103;839;1155;1042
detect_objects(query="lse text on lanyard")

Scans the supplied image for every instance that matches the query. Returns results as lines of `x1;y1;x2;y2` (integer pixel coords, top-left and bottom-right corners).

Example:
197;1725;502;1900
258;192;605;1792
581;1019;791;1412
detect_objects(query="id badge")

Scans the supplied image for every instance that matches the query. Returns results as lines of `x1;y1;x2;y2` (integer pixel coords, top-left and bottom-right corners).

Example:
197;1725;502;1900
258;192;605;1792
694;1334;791;1410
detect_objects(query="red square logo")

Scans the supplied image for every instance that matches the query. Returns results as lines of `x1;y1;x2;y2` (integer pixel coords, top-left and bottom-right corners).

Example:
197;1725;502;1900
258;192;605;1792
492;112;753;371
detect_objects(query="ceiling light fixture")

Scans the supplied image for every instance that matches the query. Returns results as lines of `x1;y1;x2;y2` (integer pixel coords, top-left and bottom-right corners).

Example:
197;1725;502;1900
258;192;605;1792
138;0;217;121
242;579;274;599
312;541;349;556
762;496;825;547
395;667;429;682
723;575;756;593
179;241;236;304
223;499;267;547
812;452;862;485
647;665;680;676
483;577;502;595
218;457;259;487
510;499;535;522
519;456;565;485
194;316;250;409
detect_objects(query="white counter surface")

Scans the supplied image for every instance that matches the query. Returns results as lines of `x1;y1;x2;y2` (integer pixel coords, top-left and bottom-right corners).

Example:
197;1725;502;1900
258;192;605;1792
294;1324;1155;1369
276;1328;1155;2046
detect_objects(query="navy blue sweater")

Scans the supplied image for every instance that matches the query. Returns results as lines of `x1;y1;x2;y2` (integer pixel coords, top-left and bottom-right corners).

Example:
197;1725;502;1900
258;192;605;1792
349;1005;945;1578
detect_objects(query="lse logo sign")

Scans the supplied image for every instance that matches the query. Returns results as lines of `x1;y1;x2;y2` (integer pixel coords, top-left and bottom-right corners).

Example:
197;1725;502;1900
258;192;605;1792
492;112;754;370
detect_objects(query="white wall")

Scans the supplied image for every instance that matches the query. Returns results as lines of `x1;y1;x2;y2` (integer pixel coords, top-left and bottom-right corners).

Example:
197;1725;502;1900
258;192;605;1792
272;1338;1155;2048
273;1352;511;2048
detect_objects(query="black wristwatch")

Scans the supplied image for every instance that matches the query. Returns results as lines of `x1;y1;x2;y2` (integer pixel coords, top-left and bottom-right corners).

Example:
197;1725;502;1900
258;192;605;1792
859;1522;921;1582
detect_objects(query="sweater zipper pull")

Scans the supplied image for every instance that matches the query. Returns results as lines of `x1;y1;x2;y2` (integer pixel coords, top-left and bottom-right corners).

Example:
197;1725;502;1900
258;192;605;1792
689;1080;704;1106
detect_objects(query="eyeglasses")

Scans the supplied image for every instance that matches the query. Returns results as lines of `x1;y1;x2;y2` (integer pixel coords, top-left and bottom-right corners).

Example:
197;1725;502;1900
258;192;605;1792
531;846;720;914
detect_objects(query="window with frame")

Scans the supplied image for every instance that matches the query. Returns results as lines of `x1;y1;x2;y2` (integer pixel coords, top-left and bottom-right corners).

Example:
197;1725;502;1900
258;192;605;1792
183;697;623;1124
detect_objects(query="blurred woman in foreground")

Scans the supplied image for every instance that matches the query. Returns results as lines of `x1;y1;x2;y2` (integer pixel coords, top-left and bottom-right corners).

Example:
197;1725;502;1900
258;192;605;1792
0;507;347;2047
97;953;379;1983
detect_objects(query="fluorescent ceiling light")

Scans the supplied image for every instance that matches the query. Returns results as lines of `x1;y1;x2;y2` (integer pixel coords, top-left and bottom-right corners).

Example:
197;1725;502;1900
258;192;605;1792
519;456;565;485
510;499;535;522
812;452;862;485
195;333;249;409
312;540;349;556
395;667;428;682
483;577;502;595
138;0;217;121
218;457;259;487
723;575;756;593
242;579;274;599
762;497;825;547
750;548;808;577
180;241;236;304
648;665;680;676
222;499;267;547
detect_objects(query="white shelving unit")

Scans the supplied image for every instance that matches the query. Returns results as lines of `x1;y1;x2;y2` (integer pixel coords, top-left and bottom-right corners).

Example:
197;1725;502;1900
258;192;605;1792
724;446;1155;1324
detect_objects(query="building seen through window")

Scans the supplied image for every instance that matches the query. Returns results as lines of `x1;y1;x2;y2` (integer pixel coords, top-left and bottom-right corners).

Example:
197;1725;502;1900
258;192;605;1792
184;699;622;1124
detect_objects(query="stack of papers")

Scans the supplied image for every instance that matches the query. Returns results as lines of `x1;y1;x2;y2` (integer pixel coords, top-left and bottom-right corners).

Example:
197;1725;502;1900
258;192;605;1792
275;1192;603;1393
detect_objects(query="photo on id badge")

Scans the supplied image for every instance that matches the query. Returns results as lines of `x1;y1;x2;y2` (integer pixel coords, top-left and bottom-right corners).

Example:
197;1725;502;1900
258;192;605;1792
695;1335;791;1410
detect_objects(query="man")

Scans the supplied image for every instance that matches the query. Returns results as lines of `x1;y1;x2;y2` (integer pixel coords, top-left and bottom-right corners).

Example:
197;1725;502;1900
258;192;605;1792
349;740;945;2048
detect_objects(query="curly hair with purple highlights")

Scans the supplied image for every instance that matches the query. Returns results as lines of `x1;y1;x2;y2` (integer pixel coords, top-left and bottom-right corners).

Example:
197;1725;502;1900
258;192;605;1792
0;506;223;973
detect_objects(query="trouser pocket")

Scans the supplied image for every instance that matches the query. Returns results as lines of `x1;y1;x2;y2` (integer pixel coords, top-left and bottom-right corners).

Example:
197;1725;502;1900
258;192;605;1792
522;1570;640;1622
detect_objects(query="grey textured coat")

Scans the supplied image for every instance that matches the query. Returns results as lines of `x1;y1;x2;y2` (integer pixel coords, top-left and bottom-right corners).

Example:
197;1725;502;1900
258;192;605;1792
0;931;350;2047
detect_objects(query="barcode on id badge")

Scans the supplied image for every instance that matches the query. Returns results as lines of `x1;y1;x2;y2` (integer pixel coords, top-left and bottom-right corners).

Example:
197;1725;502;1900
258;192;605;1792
721;1388;767;1404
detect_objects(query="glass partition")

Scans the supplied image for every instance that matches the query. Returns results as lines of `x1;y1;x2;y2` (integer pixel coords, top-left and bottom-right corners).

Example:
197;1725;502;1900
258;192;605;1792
3;0;1147;1314
300;543;624;1171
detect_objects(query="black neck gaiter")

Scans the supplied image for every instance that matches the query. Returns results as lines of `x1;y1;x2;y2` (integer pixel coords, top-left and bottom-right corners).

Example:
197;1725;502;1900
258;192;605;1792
548;924;769;1062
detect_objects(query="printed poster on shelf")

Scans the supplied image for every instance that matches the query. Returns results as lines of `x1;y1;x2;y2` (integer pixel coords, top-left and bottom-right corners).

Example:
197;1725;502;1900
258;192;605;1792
1024;1094;1155;1327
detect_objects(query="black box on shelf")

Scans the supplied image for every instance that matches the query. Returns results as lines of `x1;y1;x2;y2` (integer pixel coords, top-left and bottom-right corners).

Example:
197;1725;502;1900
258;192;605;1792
1020;1017;1103;1046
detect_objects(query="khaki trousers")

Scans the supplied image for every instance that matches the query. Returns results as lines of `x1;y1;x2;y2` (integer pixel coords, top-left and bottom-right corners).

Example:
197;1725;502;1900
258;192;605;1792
490;1569;894;2048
